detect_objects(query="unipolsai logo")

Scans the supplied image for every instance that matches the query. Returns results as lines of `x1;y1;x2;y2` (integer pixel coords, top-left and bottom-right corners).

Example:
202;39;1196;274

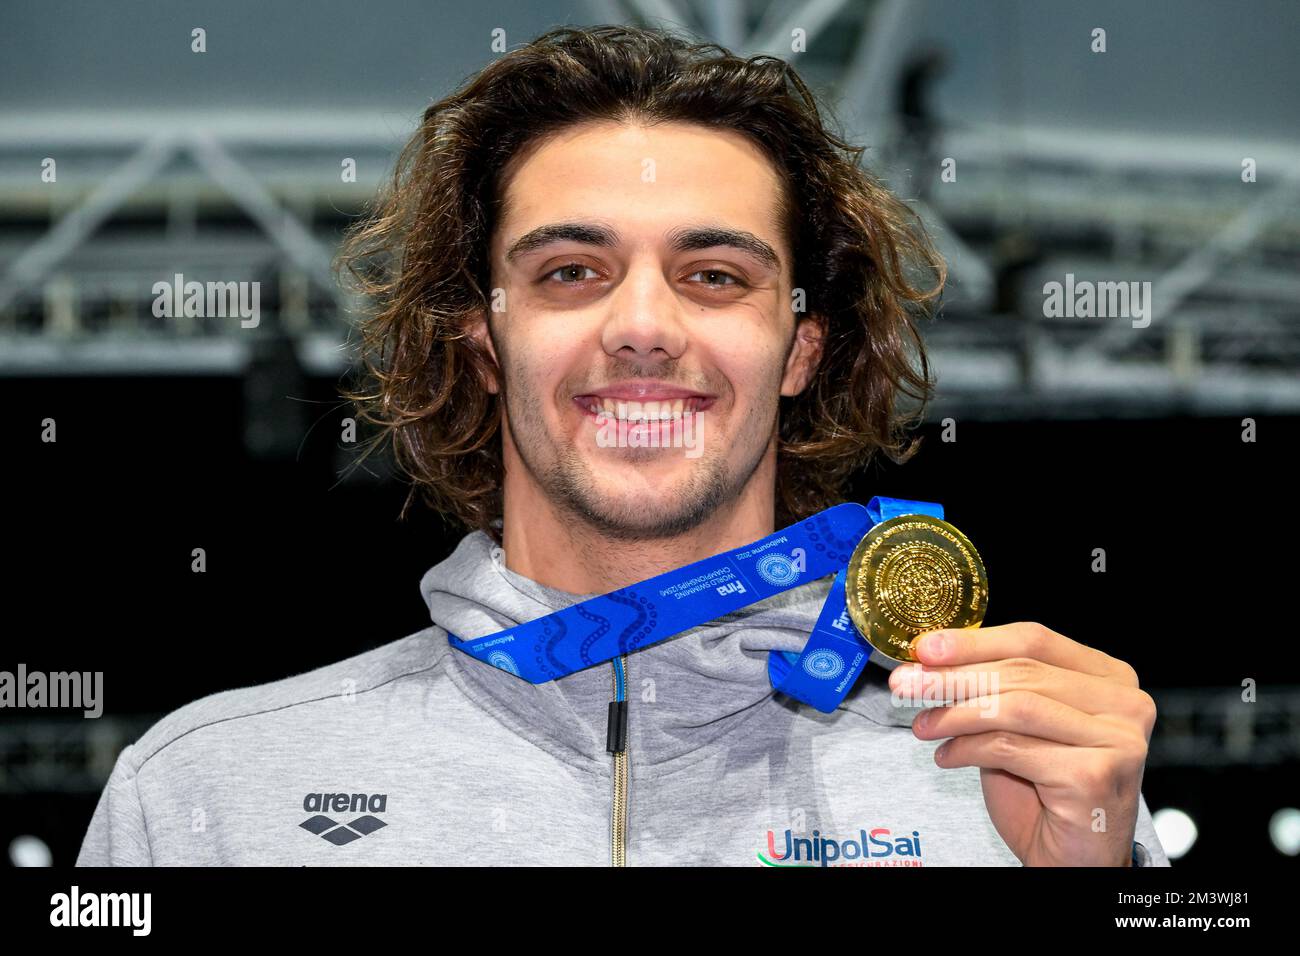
758;825;924;867
755;547;806;587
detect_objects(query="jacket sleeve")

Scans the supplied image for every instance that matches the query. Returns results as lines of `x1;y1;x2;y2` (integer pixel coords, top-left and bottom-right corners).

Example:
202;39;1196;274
1132;790;1170;866
76;744;153;866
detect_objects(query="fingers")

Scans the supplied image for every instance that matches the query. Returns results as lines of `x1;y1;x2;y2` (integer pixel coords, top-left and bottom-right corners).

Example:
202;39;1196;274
889;657;1157;728
935;728;1149;800
933;730;1081;788
912;622;1140;687
909;689;1143;749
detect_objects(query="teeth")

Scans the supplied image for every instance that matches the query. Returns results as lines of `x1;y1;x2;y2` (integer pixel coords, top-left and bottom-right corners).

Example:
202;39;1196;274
591;397;699;422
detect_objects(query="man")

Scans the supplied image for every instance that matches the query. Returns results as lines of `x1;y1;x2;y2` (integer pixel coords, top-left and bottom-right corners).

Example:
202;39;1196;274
78;25;1167;867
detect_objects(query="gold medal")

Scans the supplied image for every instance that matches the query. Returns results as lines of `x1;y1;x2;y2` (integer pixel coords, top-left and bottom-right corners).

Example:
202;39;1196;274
845;513;988;663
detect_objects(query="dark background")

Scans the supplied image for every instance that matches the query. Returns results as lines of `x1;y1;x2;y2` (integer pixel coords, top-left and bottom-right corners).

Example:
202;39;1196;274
2;0;1298;869
3;378;1295;865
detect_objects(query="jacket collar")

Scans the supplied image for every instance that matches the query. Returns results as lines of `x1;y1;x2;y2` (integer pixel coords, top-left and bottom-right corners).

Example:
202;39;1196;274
420;530;917;770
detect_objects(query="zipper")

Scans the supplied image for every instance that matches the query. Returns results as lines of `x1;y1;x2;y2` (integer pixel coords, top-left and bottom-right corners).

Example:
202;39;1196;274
607;654;630;867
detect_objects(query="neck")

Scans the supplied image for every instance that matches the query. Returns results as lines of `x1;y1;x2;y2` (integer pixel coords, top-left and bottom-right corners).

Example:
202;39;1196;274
499;457;779;595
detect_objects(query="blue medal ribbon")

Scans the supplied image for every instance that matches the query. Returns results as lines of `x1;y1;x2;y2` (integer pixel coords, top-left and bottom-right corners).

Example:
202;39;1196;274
446;496;945;712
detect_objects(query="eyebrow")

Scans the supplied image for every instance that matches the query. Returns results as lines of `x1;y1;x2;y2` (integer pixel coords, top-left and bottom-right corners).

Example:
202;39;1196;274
504;221;781;272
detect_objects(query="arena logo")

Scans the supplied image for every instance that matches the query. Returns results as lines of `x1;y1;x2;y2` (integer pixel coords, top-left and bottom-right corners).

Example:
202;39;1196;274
151;272;261;328
299;791;388;846
758;826;924;867
1042;273;1152;328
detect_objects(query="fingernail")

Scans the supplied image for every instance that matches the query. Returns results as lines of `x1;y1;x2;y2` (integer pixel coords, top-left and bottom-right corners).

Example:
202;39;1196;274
921;631;949;658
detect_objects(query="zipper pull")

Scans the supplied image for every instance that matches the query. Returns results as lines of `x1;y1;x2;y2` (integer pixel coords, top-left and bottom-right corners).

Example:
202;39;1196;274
606;700;628;753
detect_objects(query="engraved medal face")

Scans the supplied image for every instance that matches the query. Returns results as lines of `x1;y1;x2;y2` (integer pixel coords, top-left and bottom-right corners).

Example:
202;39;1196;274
845;513;988;663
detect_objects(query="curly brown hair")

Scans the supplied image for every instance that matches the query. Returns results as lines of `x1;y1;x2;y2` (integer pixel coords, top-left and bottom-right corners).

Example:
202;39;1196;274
335;24;945;537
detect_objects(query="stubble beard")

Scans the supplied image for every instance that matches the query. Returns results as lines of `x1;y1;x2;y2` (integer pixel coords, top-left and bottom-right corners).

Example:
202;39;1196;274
504;390;775;543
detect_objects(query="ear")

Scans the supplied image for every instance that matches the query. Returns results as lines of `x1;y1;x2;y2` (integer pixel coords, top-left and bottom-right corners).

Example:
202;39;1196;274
780;312;826;397
466;305;502;395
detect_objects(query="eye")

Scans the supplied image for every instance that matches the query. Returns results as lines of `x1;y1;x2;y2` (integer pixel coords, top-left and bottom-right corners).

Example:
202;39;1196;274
543;262;600;283
686;268;744;288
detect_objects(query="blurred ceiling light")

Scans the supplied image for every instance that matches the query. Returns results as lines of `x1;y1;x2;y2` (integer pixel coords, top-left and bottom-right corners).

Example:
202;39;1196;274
1152;808;1198;860
1269;808;1300;856
8;835;53;867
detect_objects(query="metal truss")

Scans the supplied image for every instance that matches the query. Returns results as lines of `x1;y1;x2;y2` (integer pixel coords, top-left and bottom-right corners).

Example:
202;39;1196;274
0;716;155;795
1;0;1297;420
1145;686;1300;769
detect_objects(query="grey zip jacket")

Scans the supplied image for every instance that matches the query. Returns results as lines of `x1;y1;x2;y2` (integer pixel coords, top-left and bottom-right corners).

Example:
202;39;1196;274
77;528;1170;866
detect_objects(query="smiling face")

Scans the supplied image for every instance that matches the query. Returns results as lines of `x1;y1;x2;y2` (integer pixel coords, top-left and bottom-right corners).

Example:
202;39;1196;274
474;118;824;540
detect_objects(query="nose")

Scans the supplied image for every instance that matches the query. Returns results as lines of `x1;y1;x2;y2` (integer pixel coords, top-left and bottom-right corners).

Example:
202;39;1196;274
599;259;688;362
